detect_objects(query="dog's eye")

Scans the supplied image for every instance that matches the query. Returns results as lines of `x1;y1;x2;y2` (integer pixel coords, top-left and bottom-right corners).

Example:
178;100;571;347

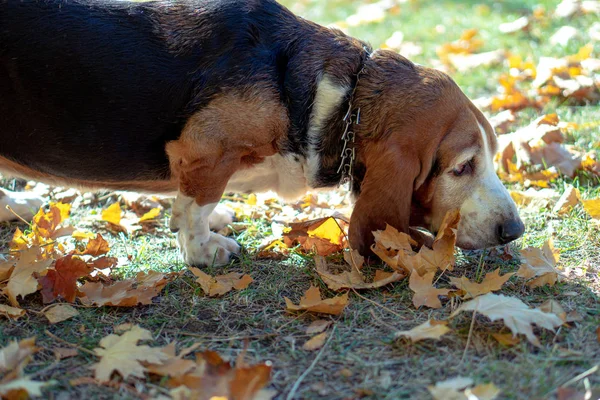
452;159;474;176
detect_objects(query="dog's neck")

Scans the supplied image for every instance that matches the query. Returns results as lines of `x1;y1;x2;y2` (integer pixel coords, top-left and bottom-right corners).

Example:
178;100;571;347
303;47;372;195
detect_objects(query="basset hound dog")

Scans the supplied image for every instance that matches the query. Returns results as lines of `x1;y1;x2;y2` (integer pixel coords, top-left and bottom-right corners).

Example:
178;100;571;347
0;0;524;265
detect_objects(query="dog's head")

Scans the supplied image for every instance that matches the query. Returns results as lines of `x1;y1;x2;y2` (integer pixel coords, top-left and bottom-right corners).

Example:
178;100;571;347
349;50;524;254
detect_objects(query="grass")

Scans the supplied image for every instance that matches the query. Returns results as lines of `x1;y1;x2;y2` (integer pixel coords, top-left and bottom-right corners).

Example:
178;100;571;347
1;0;600;399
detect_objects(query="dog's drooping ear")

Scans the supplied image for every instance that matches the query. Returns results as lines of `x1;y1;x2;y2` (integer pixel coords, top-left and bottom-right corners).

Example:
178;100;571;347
349;139;421;255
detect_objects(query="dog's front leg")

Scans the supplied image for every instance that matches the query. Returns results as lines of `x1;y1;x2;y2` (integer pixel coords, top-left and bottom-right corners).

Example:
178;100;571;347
170;194;240;266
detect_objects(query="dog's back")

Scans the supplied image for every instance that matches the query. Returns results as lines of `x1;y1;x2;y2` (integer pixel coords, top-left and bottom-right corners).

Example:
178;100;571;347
0;0;290;181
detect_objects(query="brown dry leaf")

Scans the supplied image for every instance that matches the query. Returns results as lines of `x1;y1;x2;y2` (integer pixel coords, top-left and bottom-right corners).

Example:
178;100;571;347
2;247;53;306
283;217;346;256
53;347;78;360
39;255;93;303
79;271;174;307
0;338;51;399
517;240;561;288
449;269;514;300
450;293;563;346
101;202;122;225
306;320;331;335
285;286;349;315
303;332;328;351
145;342;201;378
189;268;253;297
582;198;600;219
0;337;38;374
76;234;110;257
92;325;169;382
553;185;581;214
0;304;26;320
315;253;405;291
409;272;451;309
43;304;80;324
0;377;51;399
372;224;416;252
167;350;272;400
428;377;501;400
395;320;451;343
491;332;521;346
539;299;567;322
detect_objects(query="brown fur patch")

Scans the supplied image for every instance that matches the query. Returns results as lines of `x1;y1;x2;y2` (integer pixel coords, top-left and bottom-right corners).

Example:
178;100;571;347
0;156;177;193
166;85;288;205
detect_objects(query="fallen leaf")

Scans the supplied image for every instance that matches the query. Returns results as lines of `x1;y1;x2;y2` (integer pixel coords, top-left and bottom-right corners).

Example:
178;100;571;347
283;217;346;256
53;347;79;360
139;207;161;223
450;293;563;346
101;202;122;226
491;333;521;346
39;255;93;303
517;240;561;288
0;377;51;399
428;377;500;400
409;272;451;309
553;185;581;214
449;269;514;299
315;253;405;291
43;304;80;324
539;299;567;322
285;286;349;315
582;198;600;219
499;16;529;33
2;247;53;306
303;332;327;351
145;342;200;378
189;268;253;297
0;337;38;374
92;325;169;382
395;320;451;342
372;224;416;252
306;320;332;335
0;304;26;320
76;234;110;257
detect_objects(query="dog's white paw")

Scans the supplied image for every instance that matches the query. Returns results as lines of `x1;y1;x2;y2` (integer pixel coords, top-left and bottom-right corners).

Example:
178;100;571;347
208;204;234;231
0;188;44;222
178;231;240;266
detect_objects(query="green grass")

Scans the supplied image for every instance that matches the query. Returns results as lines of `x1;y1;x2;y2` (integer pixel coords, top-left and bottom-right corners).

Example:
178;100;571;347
1;0;600;399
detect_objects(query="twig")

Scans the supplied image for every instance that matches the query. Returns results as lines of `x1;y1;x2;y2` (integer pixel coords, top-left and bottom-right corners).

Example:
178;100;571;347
352;288;410;320
286;325;337;400
368;308;400;333
461;309;477;363
45;330;96;356
560;364;599;387
5;205;32;226
176;332;278;342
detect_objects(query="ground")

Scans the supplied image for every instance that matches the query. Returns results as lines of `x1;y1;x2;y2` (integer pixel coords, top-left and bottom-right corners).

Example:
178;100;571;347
1;0;599;399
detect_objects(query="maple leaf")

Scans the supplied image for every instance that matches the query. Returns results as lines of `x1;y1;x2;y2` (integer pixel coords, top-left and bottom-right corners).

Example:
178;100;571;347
539;299;567;322
428;377;501;400
306;320;331;335
0;377;51;399
283;217;346;256
553;185;581;214
395;320;451;343
76;234;110;257
517;240;561;288
145;342;200;378
409;272;451;309
79;271;174;307
42;304;79;324
449;269;514;299
372;225;416;251
315;252;405;291
189;268;253;297
450;293;563;346
2;247;53;306
138;207;161;223
39;255;93;303
0;304;26;320
285;286;349;315
303;332;327;351
582;198;600;219
92;325;169;381
0;337;38;375
101;202;122;225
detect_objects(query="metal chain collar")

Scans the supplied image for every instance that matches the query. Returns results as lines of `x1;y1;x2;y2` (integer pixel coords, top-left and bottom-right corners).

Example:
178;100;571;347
337;49;371;192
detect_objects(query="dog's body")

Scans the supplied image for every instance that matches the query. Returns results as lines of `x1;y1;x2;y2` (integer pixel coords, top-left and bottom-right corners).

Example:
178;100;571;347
0;0;524;265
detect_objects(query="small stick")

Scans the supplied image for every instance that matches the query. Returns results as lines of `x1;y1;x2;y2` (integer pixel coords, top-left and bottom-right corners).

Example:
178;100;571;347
352;288;411;320
461;309;477;363
286;325;337;400
5;205;32;226
45;330;96;356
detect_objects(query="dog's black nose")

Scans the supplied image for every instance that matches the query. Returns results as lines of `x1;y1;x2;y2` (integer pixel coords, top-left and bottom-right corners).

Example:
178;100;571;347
497;219;525;244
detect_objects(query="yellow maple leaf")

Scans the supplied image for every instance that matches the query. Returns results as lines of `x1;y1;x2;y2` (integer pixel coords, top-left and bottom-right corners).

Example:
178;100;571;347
449;269;514;299
582;198;600;219
285;285;348;315
138;207;161;223
307;217;344;245
92;325;169;381
102;202;122;225
189;268;253;297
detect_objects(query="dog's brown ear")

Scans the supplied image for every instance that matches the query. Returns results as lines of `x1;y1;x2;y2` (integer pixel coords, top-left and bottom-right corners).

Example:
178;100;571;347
349;139;421;255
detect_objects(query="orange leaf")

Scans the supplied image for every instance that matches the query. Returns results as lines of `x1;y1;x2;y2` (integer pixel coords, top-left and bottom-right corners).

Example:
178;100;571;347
449;269;514;299
76;234;110;257
285;286;349;315
39;255;93;303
